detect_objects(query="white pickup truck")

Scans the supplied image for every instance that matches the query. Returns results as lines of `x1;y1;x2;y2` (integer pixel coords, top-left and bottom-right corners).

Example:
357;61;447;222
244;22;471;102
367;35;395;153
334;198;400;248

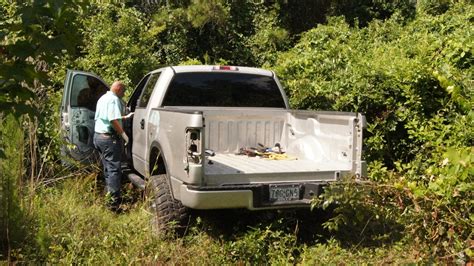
61;65;366;227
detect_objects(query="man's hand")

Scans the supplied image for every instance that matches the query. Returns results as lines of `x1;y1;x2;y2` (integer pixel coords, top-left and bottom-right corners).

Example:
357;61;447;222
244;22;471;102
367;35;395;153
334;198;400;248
121;132;129;146
123;112;134;120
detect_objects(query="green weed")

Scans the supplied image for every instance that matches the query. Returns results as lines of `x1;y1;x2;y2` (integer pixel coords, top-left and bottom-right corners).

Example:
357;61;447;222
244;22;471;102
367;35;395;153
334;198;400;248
0;115;26;261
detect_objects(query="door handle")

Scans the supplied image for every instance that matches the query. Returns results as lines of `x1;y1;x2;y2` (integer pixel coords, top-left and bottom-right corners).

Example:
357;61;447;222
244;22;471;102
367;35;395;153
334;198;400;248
140;119;145;129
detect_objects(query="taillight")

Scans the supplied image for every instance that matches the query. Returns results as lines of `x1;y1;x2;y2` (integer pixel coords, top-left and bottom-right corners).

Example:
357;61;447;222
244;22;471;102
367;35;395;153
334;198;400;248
186;128;201;164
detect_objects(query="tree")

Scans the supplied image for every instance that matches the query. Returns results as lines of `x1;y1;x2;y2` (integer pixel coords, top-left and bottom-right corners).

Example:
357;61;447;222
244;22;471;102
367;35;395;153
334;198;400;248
75;3;159;87
0;0;84;259
0;0;84;119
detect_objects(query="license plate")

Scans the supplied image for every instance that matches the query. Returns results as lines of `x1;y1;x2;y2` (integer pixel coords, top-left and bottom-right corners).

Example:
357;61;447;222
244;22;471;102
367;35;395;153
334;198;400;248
269;185;300;202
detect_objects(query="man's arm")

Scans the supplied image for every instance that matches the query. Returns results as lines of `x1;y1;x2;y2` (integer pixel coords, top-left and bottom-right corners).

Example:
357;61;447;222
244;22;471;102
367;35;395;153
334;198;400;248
111;112;134;134
111;119;129;145
111;119;124;135
108;98;133;144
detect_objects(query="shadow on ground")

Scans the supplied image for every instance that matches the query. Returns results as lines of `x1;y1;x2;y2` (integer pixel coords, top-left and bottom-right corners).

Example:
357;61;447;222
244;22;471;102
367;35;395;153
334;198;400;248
185;205;404;249
185;208;335;246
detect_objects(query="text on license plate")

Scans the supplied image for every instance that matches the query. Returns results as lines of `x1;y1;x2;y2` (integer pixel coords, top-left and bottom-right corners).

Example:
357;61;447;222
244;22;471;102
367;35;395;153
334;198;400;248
269;185;300;202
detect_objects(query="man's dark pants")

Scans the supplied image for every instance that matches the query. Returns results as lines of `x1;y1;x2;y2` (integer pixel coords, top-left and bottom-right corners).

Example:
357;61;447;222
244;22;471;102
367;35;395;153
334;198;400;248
93;133;122;209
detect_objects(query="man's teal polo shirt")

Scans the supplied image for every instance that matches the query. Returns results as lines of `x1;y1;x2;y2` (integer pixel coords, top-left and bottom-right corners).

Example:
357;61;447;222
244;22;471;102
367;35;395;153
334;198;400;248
94;91;124;134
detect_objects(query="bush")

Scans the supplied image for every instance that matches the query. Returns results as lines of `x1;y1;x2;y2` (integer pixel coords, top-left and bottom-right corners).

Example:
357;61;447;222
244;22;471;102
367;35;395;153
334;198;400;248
75;3;159;86
274;3;472;167
275;2;473;259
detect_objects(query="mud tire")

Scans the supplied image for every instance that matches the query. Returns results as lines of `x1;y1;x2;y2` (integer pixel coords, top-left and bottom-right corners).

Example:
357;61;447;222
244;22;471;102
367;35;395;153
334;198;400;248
147;174;188;234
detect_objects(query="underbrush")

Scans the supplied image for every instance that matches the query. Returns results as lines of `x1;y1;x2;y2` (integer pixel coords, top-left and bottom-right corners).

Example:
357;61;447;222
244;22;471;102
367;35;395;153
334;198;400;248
2;171;428;264
313;172;473;264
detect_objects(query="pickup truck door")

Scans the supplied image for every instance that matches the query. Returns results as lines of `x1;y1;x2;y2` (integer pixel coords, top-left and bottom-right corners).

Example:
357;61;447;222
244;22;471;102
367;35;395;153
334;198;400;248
129;71;162;175
125;73;149;164
60;70;108;162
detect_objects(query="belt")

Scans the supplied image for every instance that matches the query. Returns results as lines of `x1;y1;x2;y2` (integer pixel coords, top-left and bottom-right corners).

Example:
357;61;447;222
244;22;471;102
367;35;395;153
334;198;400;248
96;132;116;136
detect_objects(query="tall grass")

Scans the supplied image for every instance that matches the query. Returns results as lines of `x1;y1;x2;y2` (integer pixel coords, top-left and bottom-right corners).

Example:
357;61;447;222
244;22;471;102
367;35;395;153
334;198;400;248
22;172;232;264
4;171;425;264
0;115;26;261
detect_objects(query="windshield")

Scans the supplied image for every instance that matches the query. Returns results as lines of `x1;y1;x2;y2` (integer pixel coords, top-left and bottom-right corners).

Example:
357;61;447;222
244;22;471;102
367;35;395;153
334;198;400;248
162;72;286;108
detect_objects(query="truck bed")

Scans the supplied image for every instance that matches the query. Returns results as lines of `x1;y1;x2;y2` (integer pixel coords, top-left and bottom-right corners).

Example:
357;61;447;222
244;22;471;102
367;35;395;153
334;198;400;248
205;153;351;175
154;107;364;187
202;153;353;187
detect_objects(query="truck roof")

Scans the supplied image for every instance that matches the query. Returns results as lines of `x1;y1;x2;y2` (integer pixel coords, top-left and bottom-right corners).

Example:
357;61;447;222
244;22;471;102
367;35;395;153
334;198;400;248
168;65;274;77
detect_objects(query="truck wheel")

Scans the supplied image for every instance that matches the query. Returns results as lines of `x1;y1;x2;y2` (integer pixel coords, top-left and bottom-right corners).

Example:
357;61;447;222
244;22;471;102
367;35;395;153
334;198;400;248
147;174;188;234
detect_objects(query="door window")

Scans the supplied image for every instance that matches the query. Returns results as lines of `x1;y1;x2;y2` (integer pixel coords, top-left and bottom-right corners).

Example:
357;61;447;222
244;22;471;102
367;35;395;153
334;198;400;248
138;72;161;108
70;74;108;111
128;74;150;111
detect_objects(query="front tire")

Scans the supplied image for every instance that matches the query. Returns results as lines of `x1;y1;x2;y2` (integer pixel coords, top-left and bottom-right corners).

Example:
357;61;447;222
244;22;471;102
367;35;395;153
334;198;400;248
147;174;188;234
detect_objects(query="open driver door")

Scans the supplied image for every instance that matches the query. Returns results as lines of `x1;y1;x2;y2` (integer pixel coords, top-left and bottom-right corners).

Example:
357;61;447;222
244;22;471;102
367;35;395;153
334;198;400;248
60;70;108;163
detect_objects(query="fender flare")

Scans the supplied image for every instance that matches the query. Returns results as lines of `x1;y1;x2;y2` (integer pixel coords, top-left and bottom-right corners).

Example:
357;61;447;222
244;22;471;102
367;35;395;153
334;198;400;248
148;140;182;201
148;140;168;177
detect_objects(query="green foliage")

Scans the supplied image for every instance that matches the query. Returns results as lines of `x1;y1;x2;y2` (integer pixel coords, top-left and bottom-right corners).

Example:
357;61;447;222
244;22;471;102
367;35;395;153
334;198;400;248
0;0;84;163
1;0;472;263
149;6;197;65
274;3;473;167
0;0;84;118
312;178;404;247
186;0;229;29
17;175;299;264
24;174;161;264
0;115;26;259
327;0;416;26
404;147;473;258
0;0;76;252
127;0;417;68
149;2;241;65
8;173;429;264
75;3;158;87
29;88;65;178
277;2;473;259
417;0;453;15
147;1;291;66
300;238;424;264
315;169;472;262
317;147;473;259
246;3;290;66
222;220;299;264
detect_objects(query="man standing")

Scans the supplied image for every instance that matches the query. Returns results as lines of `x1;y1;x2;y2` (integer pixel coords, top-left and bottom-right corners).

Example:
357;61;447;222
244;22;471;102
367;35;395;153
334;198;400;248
93;81;133;211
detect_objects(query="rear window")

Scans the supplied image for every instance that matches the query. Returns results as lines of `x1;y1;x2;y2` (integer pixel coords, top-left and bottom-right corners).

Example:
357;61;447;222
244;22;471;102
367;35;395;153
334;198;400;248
162;72;286;108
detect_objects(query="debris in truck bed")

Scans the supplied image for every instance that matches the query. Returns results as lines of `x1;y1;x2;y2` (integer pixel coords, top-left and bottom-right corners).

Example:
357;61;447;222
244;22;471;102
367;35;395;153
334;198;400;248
266;153;297;160
236;144;297;160
236;147;258;157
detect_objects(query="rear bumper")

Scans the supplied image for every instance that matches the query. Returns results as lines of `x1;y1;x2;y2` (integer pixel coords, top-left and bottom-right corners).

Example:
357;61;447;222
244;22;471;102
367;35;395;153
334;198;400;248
179;182;326;210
